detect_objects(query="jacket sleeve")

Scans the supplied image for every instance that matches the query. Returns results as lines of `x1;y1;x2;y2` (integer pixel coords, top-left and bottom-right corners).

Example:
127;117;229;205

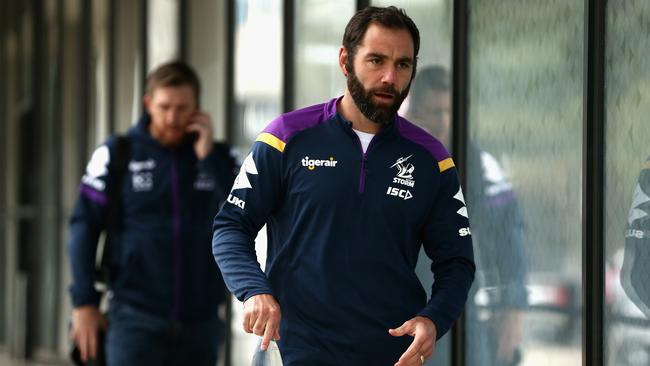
68;140;115;307
212;136;284;302
418;166;475;339
621;158;650;317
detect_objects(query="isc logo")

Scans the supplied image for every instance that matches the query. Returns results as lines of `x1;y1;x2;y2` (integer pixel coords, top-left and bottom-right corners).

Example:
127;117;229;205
227;194;246;209
386;186;413;200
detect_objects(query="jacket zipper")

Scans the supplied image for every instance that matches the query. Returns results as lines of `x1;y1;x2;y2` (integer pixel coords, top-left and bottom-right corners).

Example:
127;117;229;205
355;135;375;193
359;153;368;193
170;153;182;320
341;114;383;193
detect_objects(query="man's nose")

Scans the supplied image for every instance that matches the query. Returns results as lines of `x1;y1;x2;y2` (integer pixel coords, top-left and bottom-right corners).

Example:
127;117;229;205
381;66;397;85
166;109;180;123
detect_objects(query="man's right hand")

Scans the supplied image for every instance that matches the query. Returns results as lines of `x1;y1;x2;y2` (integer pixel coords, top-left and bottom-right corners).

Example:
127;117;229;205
242;294;282;351
70;305;107;362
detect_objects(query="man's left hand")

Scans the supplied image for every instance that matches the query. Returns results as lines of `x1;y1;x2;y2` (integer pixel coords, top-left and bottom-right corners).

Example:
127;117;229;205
186;111;214;160
389;316;437;366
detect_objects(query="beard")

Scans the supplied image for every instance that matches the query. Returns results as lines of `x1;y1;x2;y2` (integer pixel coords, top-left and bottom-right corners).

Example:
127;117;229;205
148;120;188;147
346;67;411;126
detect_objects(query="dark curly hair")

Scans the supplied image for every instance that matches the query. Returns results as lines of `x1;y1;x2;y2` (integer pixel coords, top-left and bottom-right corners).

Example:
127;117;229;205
342;6;420;76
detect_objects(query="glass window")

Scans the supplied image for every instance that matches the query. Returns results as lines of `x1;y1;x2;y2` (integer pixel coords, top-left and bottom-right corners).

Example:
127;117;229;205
371;1;454;365
604;2;650;366
147;0;180;72
467;1;584;365
232;0;283;152
372;0;453;71
230;2;283;365
0;214;4;346
13;0;68;356
114;0;145;132
0;0;8;346
59;0;88;354
0;0;21;350
188;0;228;140
294;0;354;108
90;0;110;141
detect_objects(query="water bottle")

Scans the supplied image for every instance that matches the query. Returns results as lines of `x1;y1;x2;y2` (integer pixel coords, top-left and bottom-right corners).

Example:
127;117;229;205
251;339;283;366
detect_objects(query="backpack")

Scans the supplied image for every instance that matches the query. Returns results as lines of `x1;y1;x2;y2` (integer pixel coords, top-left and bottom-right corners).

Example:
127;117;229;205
94;135;131;289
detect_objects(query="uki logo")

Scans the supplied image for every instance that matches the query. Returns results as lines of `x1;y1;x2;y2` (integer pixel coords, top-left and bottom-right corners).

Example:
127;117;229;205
302;156;338;171
227;194;245;209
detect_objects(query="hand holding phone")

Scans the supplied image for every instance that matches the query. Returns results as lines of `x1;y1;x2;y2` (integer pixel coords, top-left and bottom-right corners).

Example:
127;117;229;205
186;111;214;160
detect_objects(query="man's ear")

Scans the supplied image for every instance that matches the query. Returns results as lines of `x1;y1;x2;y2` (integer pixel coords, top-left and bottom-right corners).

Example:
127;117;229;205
339;46;349;77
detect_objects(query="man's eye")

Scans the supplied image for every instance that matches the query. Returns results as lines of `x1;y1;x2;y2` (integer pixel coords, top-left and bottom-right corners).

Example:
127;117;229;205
398;62;411;70
370;58;381;65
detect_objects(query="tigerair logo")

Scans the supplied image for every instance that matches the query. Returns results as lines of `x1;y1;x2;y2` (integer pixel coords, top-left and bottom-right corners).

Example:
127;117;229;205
302;156;338;170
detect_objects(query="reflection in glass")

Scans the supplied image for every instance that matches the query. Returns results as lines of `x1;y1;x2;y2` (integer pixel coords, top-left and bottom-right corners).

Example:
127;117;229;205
294;0;354;107
233;0;283;150
407;66;454;366
604;2;650;365
468;1;584;365
230;2;283;365
374;1;454;365
372;0;452;70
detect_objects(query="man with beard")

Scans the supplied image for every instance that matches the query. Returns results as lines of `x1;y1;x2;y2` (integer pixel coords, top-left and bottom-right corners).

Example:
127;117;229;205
212;6;475;366
408;65;527;366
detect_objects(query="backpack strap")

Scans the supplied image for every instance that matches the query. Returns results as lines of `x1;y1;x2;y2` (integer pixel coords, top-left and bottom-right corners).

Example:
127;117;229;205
96;135;131;285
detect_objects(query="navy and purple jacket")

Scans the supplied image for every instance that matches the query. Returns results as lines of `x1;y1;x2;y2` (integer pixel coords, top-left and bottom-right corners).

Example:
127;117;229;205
68;113;236;322
212;98;475;365
622;157;650;318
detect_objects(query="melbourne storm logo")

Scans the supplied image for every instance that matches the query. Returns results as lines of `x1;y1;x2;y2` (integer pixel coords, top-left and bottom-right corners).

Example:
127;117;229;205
390;155;415;187
386;155;416;201
391;155;414;179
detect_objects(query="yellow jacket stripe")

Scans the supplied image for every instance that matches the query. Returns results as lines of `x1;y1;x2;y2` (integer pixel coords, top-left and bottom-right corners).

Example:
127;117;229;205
256;132;286;152
438;157;455;172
